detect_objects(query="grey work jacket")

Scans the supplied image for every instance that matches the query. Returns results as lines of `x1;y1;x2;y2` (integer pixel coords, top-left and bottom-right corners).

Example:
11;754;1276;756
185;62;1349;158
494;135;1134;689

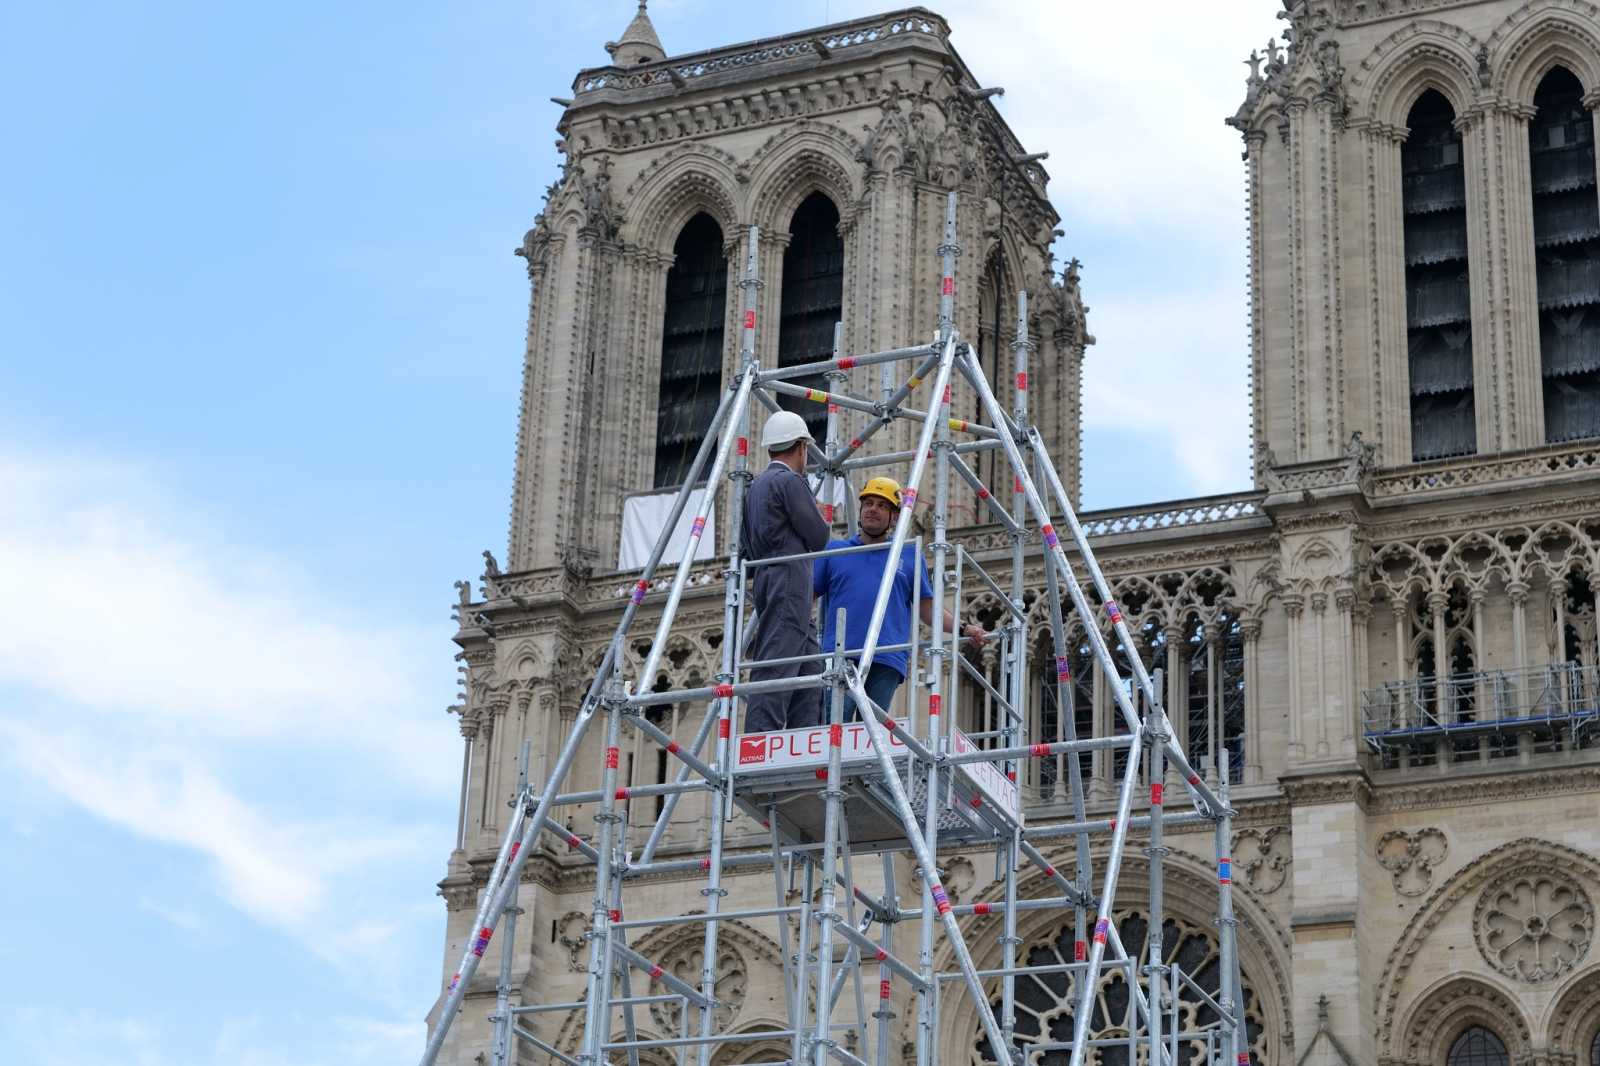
741;461;831;636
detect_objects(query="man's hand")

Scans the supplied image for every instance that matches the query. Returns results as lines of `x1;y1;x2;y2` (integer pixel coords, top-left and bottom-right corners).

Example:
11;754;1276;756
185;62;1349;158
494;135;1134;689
961;623;987;646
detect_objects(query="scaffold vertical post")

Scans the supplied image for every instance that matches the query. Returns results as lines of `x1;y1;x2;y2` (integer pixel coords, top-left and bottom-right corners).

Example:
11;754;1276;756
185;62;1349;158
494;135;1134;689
490;740;531;1066
811;609;850;1066
696;224;764;1066
825;321;846;531
1145;677;1169;1066
579;680;628;1066
1215;752;1246;1066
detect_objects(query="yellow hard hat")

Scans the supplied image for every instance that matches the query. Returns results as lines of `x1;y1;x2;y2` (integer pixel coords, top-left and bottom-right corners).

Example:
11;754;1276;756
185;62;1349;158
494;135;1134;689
859;476;903;509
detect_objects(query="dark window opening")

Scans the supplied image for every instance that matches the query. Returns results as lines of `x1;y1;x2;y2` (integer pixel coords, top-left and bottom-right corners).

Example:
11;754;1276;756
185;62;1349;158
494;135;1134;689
655;213;728;488
1403;90;1477;460
1446;1026;1509;1066
777;193;844;445
1531;67;1600;443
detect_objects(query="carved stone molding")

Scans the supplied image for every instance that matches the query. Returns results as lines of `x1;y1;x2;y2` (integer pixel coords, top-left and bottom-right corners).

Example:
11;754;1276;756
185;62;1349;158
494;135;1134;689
439;877;478;913
1375;838;1600;1049
1280;770;1373;810
1377;828;1450;897
1232;826;1291;895
943;855;976;905
1370;766;1600;814
1474;868;1594;983
648;941;748;1030
558;910;592;971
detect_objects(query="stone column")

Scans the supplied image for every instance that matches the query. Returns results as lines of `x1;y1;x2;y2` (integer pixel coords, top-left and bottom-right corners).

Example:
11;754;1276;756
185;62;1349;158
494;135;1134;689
1164;623;1184;750
1241;618;1263;784
1589;573;1600;688
1471;101;1543;448
1311;592;1330;758
1359;121;1412;464
1336;588;1357;757
455;714;480;856
1508;580;1534;760
1351;598;1371;752
1204;622;1220;777
1427;588;1450;767
1285;594;1305;762
482;691;512;834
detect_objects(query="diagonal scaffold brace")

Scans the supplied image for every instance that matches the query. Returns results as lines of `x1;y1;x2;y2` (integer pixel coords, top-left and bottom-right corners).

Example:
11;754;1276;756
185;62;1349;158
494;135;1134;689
421;188;1250;1066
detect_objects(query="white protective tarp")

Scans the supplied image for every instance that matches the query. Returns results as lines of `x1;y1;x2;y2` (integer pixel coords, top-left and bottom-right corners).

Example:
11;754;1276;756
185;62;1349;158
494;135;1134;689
618;488;715;571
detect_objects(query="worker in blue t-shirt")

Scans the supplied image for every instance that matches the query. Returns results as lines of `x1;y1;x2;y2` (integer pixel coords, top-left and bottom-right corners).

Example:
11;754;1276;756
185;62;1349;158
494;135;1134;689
812;476;987;720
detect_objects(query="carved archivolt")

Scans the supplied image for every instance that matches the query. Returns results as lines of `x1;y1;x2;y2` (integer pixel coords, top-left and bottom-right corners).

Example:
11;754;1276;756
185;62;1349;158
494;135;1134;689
623;145;744;254
552;918;784;1054
1474;867;1593;983
744;120;864;233
1546;963;1600;1058
1394;974;1532;1065
1489;0;1600;104
1352;19;1483;124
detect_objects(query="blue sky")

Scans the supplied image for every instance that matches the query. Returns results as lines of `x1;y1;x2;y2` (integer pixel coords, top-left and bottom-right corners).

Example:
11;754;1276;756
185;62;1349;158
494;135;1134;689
0;2;1278;1063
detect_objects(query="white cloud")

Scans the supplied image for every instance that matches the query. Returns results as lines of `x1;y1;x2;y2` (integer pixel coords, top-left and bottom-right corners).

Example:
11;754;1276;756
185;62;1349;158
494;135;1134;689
1083;291;1254;495
0;1006;172;1066
0;449;449;785
0;1005;425;1066
810;0;1277;500
0;444;452;969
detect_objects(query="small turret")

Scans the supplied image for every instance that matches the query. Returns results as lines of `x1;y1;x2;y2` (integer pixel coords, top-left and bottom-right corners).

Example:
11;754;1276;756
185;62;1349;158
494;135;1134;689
604;1;666;66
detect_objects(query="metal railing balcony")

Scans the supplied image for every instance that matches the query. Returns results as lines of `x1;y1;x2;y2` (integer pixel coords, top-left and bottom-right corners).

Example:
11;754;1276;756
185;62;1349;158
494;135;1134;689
1361;662;1600;747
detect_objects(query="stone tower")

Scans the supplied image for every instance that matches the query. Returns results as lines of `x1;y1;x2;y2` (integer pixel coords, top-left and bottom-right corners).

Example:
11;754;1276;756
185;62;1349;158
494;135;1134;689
1233;0;1600;474
434;4;1600;1065
505;4;1089;577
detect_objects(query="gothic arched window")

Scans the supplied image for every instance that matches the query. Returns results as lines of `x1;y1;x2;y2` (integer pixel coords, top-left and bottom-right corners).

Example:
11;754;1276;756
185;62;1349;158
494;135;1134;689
656;213;728;488
1589;1027;1599;1066
1446;1026;1509;1066
1033;632;1096;797
1529;66;1600;443
1182;612;1246;784
973;911;1268;1066
777;192;844;444
1402;89;1477;461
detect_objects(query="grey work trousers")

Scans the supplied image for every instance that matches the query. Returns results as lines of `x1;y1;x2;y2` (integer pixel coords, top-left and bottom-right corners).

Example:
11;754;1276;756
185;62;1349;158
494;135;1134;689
744;620;824;733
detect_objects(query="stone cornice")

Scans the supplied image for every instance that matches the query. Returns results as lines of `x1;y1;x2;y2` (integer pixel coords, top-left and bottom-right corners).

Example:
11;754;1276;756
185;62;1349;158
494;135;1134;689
1280;768;1373;810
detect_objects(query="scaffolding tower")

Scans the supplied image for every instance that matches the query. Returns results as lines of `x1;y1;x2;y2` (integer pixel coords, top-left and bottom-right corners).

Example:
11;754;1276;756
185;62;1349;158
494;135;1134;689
422;193;1250;1066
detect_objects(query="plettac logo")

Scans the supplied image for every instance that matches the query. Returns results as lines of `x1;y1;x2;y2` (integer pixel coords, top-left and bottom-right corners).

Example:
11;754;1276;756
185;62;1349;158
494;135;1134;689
739;735;769;765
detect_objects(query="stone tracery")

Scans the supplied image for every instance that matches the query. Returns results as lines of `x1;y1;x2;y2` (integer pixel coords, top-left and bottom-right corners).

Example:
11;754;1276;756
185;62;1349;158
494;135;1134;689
1474;868;1594;982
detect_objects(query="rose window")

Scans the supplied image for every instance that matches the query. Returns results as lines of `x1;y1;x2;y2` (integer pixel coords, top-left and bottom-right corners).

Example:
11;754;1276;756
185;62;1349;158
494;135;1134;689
1475;872;1593;982
972;911;1267;1066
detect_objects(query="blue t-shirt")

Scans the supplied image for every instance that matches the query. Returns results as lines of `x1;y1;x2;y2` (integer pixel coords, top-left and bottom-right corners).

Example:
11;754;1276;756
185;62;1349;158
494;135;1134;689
812;536;933;679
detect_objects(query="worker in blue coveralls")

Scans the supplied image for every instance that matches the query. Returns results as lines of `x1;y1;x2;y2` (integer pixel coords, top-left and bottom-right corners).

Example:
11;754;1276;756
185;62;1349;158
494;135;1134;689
813;476;987;720
742;410;833;733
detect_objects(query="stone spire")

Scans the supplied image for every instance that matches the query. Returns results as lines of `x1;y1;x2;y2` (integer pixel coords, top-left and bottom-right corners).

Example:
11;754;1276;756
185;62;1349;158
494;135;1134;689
605;1;666;66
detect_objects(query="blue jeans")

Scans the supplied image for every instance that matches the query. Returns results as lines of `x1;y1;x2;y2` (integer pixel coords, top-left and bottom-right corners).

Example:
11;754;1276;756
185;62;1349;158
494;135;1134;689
836;662;905;722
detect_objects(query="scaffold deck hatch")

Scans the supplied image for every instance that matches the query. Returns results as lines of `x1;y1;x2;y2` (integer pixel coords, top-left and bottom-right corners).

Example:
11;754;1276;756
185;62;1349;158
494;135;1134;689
421;192;1250;1066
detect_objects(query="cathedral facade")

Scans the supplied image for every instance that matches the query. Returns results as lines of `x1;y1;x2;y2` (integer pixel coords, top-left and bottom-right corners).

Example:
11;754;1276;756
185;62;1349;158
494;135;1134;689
433;4;1600;1065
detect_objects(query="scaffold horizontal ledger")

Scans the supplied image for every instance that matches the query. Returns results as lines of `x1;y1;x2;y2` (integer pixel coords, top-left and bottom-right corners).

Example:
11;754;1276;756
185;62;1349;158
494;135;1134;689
421;192;1250;1066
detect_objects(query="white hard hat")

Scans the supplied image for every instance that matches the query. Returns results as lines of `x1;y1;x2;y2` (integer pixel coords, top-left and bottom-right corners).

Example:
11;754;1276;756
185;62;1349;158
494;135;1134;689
760;410;813;452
